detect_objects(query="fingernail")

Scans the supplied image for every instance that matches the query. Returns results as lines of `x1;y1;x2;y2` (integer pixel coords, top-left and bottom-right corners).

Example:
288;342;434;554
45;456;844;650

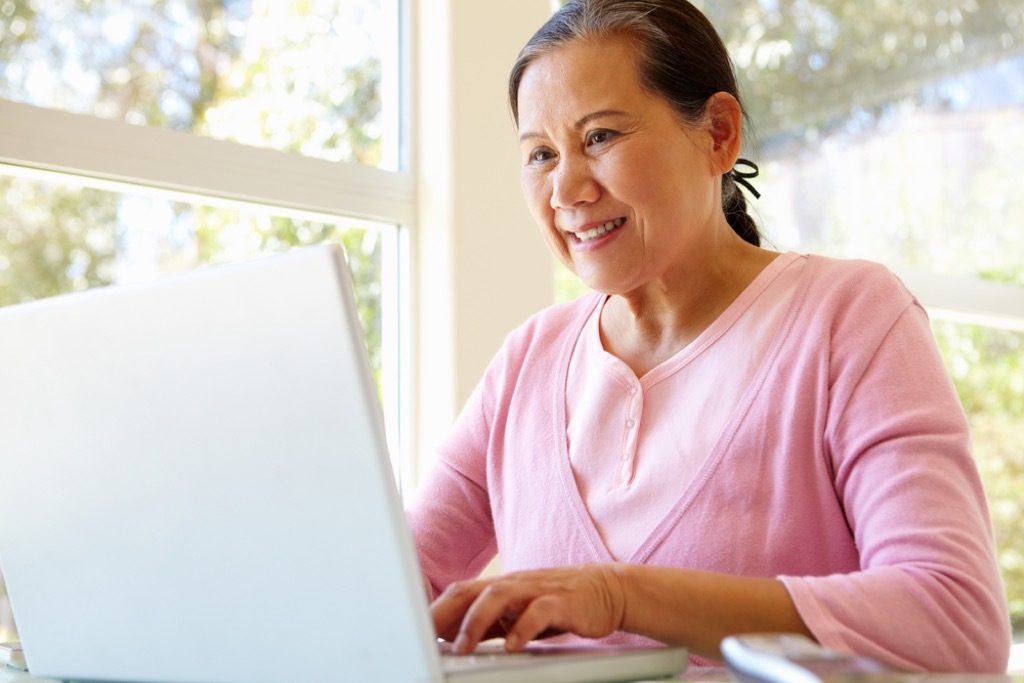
454;634;469;654
505;633;520;650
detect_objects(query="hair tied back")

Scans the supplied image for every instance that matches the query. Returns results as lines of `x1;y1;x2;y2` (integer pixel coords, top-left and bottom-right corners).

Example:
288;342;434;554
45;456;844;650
731;158;761;199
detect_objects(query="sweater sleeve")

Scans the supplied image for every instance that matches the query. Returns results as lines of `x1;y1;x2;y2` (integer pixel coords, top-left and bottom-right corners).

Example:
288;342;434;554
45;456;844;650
405;374;500;599
781;296;1011;673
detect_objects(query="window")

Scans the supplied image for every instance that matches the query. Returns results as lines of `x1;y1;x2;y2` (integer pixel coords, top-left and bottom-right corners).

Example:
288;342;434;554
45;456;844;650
0;171;395;387
0;0;401;169
0;0;409;642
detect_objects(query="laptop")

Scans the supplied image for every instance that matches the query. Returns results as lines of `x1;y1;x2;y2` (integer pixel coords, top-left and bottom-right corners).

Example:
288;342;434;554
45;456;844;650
0;244;688;683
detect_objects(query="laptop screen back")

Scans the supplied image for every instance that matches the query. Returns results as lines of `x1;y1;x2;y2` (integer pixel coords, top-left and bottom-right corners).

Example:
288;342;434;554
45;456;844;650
0;245;443;683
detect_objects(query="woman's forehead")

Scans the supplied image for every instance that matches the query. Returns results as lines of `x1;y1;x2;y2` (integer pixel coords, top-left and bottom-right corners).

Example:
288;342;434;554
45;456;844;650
517;38;645;120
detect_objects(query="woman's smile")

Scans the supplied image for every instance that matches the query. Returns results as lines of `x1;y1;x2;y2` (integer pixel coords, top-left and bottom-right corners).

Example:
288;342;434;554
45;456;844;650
570;217;627;245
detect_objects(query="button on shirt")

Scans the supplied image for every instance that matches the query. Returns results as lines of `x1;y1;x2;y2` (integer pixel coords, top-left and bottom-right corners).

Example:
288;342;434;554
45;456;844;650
565;253;805;560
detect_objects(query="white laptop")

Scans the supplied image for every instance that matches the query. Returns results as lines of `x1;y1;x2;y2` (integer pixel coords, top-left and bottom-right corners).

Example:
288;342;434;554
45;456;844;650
0;244;687;683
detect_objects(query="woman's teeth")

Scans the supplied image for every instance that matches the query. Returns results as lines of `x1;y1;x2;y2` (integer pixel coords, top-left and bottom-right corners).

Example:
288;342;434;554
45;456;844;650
575;217;625;243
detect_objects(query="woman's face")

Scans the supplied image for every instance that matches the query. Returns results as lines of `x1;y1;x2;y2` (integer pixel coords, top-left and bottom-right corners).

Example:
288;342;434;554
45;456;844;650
516;37;727;295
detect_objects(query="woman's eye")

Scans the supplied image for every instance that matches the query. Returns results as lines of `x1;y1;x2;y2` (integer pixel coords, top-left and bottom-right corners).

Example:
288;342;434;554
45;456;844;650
529;148;554;163
586;129;615;146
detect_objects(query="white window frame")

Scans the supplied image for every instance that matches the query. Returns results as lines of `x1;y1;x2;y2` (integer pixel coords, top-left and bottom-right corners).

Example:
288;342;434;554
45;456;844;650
894;268;1024;333
410;0;555;489
0;102;415;225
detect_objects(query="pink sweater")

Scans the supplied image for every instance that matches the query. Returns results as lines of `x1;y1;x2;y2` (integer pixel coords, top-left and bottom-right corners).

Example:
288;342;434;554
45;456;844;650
407;255;1011;672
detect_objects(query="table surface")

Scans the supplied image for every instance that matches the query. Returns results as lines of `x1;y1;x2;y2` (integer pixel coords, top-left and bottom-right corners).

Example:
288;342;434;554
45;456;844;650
5;657;1024;683
0;662;736;683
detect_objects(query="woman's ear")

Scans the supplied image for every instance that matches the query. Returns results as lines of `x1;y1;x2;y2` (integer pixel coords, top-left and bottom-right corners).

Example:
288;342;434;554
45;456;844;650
705;92;743;174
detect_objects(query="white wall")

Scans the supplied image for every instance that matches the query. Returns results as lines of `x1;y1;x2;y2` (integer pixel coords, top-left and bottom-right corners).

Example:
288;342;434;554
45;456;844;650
412;0;555;487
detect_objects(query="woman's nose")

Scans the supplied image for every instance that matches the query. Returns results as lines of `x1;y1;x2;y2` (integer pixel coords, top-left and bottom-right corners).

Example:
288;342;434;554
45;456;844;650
550;157;600;210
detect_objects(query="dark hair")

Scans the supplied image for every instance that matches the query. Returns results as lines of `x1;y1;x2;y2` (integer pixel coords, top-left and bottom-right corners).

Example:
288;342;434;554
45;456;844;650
508;0;761;246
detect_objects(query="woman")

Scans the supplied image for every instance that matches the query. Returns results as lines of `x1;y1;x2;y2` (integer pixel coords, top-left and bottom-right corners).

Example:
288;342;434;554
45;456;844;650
407;0;1011;672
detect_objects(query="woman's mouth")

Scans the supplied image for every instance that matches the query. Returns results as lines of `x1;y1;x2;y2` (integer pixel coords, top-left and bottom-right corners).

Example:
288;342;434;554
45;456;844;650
573;217;626;243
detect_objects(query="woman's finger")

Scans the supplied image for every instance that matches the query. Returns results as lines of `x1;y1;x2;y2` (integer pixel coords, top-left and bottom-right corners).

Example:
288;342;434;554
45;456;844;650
453;580;535;653
431;579;488;642
501;593;567;650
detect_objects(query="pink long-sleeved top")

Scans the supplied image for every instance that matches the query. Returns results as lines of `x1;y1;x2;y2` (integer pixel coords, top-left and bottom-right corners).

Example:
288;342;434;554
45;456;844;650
407;254;1011;672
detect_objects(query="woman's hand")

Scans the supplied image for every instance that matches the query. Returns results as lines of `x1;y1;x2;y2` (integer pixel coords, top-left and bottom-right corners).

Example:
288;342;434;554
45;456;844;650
430;563;812;661
431;564;628;654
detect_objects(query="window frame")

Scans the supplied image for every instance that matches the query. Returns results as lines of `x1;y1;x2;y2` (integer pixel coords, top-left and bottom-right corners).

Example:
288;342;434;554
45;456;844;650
0;100;415;226
894;268;1024;333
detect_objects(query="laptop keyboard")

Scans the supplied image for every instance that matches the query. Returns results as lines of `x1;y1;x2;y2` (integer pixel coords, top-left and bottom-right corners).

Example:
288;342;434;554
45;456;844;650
442;650;543;671
439;641;549;671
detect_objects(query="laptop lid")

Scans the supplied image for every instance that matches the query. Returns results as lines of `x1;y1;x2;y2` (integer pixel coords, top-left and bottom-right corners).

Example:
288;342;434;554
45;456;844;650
0;245;445;683
0;244;689;683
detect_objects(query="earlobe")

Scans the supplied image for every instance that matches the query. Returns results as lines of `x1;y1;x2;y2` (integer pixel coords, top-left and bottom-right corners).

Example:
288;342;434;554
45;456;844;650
705;92;743;173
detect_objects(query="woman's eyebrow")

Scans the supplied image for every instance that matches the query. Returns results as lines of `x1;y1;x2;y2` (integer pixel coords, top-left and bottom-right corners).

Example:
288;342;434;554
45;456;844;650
519;109;629;143
575;109;629;129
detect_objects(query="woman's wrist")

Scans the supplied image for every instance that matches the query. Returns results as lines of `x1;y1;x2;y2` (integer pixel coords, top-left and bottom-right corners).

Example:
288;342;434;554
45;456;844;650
607;562;686;645
607;563;810;660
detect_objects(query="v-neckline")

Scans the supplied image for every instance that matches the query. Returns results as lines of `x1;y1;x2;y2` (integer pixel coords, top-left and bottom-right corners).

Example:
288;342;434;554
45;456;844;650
550;253;814;563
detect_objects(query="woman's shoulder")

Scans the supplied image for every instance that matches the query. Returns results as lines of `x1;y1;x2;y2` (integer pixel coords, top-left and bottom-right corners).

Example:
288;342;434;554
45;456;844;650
504;290;603;348
804;252;906;286
475;291;602;391
800;253;916;312
782;254;928;368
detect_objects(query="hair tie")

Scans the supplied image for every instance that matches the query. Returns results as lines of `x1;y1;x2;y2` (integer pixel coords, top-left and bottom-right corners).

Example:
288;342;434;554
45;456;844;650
731;158;761;199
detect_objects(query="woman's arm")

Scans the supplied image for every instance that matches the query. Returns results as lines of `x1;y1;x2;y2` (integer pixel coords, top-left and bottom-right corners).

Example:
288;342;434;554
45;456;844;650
617;565;811;659
432;562;812;661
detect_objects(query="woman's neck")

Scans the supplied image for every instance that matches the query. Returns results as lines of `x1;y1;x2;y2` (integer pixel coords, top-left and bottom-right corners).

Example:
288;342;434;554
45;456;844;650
598;241;779;377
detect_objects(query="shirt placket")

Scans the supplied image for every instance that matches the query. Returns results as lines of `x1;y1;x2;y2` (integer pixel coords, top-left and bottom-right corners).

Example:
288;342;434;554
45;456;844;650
616;380;643;487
